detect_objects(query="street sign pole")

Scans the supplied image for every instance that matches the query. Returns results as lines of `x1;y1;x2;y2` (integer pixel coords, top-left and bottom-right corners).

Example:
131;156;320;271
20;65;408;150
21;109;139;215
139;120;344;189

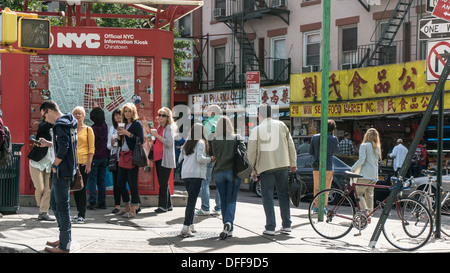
369;57;450;248
318;0;330;221
436;71;445;238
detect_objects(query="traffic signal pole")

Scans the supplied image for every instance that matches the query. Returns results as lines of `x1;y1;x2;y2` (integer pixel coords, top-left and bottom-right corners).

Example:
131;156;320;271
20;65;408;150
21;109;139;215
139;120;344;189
318;0;331;221
369;57;450;248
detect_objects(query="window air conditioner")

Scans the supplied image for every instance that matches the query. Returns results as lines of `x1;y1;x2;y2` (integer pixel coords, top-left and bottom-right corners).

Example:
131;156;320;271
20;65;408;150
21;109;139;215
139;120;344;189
272;0;286;8
213;8;226;18
301;65;319;73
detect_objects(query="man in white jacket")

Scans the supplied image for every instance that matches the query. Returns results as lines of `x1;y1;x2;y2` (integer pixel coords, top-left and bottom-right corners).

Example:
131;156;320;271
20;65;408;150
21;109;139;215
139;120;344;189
248;104;297;236
389;138;408;175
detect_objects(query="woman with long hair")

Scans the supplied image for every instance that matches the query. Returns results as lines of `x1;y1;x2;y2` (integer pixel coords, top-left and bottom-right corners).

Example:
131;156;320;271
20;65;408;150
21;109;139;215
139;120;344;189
178;123;215;237
211;116;245;239
72;106;95;223
351;128;381;221
107;108;122;214
87;107;109;210
117;103;144;218
150;107;177;213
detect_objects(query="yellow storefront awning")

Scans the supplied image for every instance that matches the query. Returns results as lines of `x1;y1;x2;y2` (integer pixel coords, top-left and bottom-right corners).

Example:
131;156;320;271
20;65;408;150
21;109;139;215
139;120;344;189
290;60;450;117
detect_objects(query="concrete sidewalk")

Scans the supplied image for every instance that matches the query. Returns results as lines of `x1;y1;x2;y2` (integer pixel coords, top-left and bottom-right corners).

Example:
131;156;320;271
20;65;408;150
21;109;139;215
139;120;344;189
1;192;450;254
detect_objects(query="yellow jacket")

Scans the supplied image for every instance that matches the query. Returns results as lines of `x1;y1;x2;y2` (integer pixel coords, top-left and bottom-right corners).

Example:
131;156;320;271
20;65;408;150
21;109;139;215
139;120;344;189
247;118;297;176
77;126;95;164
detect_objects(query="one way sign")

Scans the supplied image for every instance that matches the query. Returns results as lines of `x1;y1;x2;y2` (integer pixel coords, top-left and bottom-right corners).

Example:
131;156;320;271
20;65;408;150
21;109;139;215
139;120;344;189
427;40;450;81
419;18;450;39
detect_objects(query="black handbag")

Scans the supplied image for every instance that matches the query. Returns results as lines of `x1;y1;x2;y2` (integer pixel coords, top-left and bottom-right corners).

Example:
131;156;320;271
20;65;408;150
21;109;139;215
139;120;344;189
233;136;253;179
132;137;147;167
108;149;119;171
288;172;307;207
147;146;154;161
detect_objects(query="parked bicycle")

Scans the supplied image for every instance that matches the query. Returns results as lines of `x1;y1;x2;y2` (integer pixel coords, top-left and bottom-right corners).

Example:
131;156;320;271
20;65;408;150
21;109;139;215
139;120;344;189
308;172;433;251
407;169;450;237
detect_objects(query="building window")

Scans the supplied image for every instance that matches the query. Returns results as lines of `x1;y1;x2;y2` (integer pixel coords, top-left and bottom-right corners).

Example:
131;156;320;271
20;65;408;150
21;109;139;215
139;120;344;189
341;26;357;68
214;47;226;86
161;58;171;108
178;14;191;37
303;31;320;67
377;21;397;65
271;36;286;79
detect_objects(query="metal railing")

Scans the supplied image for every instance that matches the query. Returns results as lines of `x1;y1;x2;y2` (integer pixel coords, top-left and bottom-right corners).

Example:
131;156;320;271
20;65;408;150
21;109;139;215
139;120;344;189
213;57;290;89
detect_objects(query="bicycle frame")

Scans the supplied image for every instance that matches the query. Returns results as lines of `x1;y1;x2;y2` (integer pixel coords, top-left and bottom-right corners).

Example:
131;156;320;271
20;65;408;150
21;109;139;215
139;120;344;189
330;181;402;229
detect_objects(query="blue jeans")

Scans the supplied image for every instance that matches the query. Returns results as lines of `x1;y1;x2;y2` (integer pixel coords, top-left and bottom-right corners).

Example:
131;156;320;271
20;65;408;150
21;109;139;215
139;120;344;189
87;158;107;205
260;168;291;231
200;163;221;211
183;178;202;226
214;170;241;230
50;175;71;252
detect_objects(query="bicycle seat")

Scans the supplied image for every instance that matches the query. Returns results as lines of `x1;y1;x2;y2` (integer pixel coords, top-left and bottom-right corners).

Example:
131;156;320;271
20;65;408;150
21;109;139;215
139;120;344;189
421;169;436;176
345;171;364;178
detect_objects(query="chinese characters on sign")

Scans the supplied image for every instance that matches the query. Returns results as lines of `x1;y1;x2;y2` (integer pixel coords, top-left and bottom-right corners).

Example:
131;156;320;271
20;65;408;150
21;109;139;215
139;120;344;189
290;60;450;117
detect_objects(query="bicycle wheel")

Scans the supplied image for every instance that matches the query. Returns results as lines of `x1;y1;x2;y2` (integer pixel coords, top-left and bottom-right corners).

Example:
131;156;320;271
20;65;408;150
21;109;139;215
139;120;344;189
308;188;355;239
408;190;432;211
383;198;433;251
440;193;450;237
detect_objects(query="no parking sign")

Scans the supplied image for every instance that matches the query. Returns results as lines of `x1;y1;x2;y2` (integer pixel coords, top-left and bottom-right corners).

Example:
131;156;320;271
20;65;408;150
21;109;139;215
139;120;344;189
426;39;450;81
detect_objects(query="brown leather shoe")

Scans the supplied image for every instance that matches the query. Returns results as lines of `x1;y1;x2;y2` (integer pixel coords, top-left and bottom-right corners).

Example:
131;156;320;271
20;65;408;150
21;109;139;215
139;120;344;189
44;247;69;253
46;240;59;248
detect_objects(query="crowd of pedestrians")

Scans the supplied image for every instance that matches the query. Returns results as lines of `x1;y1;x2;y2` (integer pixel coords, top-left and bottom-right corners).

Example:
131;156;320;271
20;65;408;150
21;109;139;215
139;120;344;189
6;99;433;253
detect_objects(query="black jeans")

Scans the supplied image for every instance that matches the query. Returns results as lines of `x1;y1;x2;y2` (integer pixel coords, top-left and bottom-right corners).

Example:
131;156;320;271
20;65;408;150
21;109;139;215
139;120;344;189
118;166;140;206
183;178;202;226
111;169;121;206
155;160;172;210
73;164;88;218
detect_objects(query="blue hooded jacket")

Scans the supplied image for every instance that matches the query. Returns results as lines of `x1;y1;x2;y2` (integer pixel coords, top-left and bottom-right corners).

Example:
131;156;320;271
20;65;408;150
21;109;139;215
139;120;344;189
53;113;78;179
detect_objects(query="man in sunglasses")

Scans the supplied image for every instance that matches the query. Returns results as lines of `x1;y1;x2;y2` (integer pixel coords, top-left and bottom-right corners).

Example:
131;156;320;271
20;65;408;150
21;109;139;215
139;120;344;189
39;100;78;253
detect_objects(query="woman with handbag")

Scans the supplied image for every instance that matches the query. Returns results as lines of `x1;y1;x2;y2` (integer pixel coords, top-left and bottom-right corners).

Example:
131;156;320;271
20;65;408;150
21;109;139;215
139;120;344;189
178;123;215;237
72;106;95;224
350;128;381;223
211;116;245;239
150;107;177;214
117;103;144;218
107;108;122;214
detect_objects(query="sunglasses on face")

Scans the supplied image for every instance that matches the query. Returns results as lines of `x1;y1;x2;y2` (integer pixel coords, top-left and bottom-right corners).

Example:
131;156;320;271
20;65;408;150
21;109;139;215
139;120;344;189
158;114;168;117
42;110;48;119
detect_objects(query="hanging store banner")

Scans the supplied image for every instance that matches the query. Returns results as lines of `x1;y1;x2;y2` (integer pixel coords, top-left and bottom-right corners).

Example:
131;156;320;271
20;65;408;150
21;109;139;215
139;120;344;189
290;92;450;117
291;60;445;103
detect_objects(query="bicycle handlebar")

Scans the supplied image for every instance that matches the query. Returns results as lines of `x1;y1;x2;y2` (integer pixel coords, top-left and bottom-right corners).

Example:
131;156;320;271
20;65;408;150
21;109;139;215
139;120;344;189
390;176;413;191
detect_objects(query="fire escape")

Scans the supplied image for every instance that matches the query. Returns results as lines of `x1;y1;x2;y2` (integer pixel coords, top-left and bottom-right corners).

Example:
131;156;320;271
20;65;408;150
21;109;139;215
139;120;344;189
212;0;290;100
358;0;415;67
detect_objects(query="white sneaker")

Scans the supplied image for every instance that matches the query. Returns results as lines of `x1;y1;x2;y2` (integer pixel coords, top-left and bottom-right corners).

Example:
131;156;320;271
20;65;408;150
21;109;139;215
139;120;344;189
196;209;210;216
189;224;197;233
210;209;221;215
180;225;195;237
280;227;291;234
220;222;232;240
263;230;275;236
